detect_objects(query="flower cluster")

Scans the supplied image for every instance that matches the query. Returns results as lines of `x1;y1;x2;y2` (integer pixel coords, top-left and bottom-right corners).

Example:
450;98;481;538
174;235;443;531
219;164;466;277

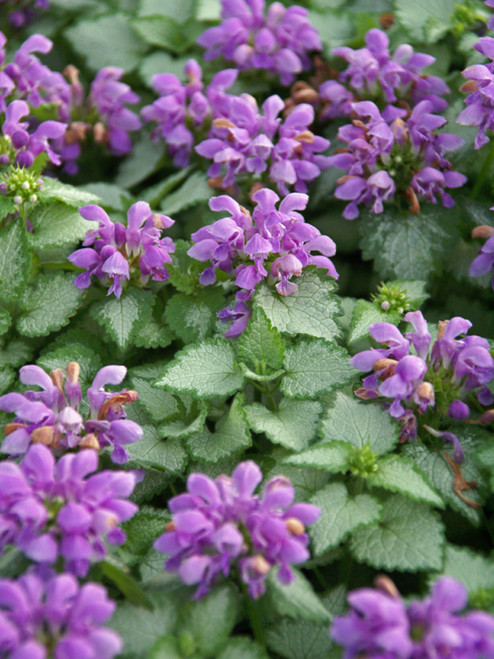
154;460;320;599
196;93;330;195
0;0;49;29
69;202;175;298
330;28;449;114
188;189;338;337
0;163;43;206
0;363;142;464
331;576;494;658
141;59;237;168
0;32;141;175
351;310;494;460
458;37;494;149
0;444;137;576
197;0;321;85
470;224;494;287
0;570;122;658
328;100;466;219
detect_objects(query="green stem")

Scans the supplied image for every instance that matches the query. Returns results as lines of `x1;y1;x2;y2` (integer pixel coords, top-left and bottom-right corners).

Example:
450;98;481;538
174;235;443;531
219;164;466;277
473;140;494;199
245;593;266;649
313;566;329;591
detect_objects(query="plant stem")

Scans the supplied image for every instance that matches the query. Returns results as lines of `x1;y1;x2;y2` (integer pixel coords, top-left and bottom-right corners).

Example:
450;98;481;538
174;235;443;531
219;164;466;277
473;140;494;199
245;594;266;649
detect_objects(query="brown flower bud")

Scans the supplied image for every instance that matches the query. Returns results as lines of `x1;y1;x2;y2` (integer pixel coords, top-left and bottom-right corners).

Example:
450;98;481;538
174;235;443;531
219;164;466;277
437;320;449;340
472;225;494;240
66;361;80;384
250;555;271;575
285;518;305;536
79;433;100;450
4;422;25;436
50;368;65;392
93;122;108;144
31;425;55;446
374;574;400;598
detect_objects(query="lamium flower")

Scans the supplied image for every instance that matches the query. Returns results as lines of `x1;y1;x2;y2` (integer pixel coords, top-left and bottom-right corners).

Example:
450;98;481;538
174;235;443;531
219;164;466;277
141;59;237;167
329;100;466;219
0;362;142;464
0;444;137;575
351;310;494;461
197;0;322;85
0;0;49;29
470;224;494;287
331;577;494;658
332;28;449;114
154;460;320;599
0;570;122;658
68;201;175;298
458;36;494;149
0;164;43;206
187;189;338;337
195;93;330;195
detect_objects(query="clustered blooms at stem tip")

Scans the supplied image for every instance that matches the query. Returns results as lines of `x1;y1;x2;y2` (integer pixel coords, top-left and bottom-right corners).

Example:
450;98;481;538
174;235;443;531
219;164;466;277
0;363;142;464
0;570;122;659
351;310;494;461
69;202;175;299
154;460;320;600
328;100;466;219
0;444;137;576
331;576;494;658
197;0;321;85
188;189;338;337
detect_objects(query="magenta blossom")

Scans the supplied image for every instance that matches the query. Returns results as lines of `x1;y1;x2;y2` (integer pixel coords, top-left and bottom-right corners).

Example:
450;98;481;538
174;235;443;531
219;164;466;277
154;460;320;599
0;362;142;464
0;444;137;576
69;202;175;298
197;0;321;85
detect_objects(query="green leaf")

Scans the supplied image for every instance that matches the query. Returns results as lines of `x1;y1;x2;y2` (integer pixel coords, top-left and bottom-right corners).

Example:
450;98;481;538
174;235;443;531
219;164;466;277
159;397;207;440
129;373;179;422
141;167;193;205
17;273;83;337
28;202;96;250
123;506;169;556
166;239;205;295
160;171;212;215
266;617;335;659
350;494;445;572
0;196;16;219
38;177;102;207
179;585;240;657
308;10;354;50
358;207;459;280
139;52;189;88
0;339;33;369
394;0;455;41
367;455;444;507
99;561;153;609
267;569;331;625
37;344;102;389
264;463;331;500
77;182;132;211
185;394;251;462
402;437;483;525
245;399;321;451
320;392;399;456
155;337;245;399
109;591;179;657
134;316;173;349
0;308;11;337
0;221;32;303
218;637;268;659
66;13;148;72
116;134;164;188
284;441;354;473
390;279;429;308
138;0;196;23
254;270;341;342
281;339;356;399
132;15;192;53
238;307;285;372
148;636;181;659
197;0;220;20
126;426;187;473
91;289;154;350
309;482;382;556
437;545;494;596
348;300;402;345
0;368;14;396
165;289;225;344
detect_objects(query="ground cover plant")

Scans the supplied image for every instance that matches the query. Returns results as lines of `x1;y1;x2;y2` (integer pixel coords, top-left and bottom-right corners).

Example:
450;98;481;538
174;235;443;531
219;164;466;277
3;0;494;656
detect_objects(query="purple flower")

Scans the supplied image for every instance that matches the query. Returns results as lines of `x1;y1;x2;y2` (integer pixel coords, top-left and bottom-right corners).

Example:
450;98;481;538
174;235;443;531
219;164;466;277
197;0;321;85
154;460;320;599
351;311;494;459
331;577;494;658
141;59;237;167
188;189;337;336
470;224;494;288
0;444;137;575
332;28;449;114
69;202;175;298
329;100;466;218
0;570;122;658
195;93;330;194
0;362;142;464
458;37;494;149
